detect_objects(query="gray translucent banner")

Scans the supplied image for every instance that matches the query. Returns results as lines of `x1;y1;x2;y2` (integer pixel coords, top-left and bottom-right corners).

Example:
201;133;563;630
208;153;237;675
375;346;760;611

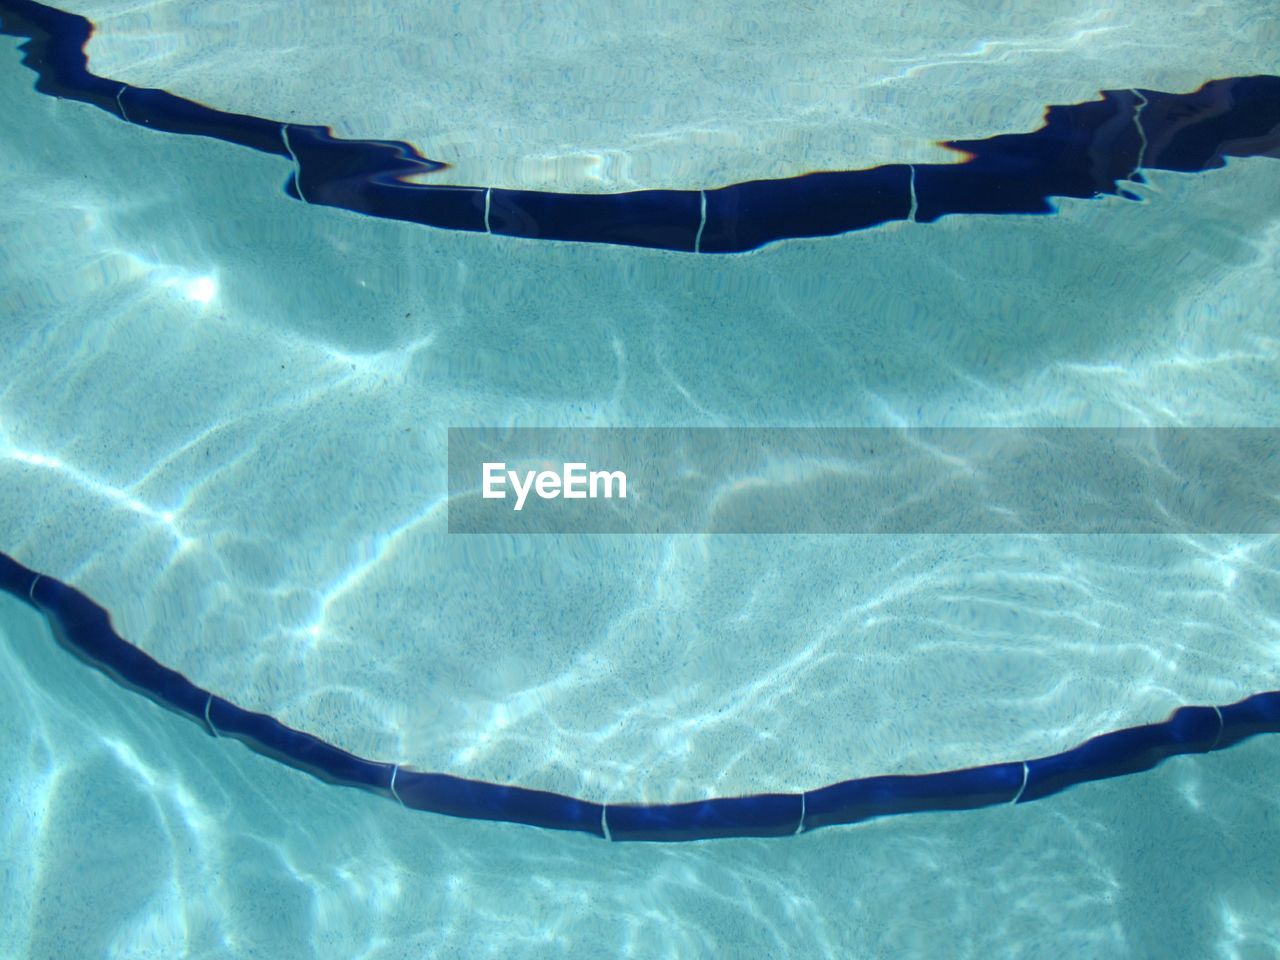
446;428;1280;534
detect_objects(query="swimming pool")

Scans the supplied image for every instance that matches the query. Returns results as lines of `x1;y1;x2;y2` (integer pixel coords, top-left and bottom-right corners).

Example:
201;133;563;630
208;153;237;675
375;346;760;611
2;0;1279;955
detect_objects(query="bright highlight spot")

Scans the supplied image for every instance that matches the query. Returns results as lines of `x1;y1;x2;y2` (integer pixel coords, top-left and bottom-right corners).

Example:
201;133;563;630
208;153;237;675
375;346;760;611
12;449;63;469
185;276;217;304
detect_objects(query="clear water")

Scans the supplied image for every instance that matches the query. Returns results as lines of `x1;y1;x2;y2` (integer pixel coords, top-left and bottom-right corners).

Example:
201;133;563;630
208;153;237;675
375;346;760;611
2;1;1279;956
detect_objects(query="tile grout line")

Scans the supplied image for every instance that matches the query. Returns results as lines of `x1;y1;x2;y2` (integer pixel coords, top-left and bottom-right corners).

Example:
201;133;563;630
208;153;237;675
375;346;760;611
1131;90;1149;178
115;84;129;122
484;187;491;234
601;803;612;841
28;574;40;600
908;165;918;221
390;764;405;806
1210;705;1224;751
694;190;707;253
1011;761;1029;804
203;693;219;738
281;124;306;203
794;792;806;835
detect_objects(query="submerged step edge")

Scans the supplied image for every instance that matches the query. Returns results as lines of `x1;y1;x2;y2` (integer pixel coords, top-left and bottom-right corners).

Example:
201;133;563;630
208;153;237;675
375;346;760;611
2;0;1278;252
3;550;1278;842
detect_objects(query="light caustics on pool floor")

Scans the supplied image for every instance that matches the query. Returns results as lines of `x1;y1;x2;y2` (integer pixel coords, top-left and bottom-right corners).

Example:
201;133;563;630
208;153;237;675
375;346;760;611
3;0;1280;841
1;0;1279;252
3;551;1279;843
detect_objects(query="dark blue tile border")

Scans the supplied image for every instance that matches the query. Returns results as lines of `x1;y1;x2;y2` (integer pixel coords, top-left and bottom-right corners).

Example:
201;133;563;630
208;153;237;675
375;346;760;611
2;0;1278;252
3;549;1278;842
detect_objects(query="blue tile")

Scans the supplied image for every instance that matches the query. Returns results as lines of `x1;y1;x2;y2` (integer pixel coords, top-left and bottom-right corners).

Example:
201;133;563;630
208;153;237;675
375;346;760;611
488;189;701;251
393;771;606;837
373;183;488;233
204;696;269;741
915;90;1143;222
273;730;396;792
0;0;121;113
28;574;210;719
1019;709;1221;802
1216;692;1280;749
605;794;803;841
1137;76;1280;173
913;160;1059;219
319;179;488;234
700;166;912;253
206;696;395;791
283;124;484;231
0;551;39;600
803;763;1024;831
118;87;288;157
1168;704;1224;751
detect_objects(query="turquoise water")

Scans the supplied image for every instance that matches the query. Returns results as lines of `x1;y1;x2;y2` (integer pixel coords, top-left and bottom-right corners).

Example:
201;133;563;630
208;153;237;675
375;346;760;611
2;1;1280;956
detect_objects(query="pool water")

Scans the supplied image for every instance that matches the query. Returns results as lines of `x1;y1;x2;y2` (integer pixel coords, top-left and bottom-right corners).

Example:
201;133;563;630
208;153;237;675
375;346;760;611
2;0;1279;956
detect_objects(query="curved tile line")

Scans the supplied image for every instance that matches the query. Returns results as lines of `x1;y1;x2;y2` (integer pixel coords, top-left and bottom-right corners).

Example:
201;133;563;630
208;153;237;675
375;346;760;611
2;0;1278;253
3;550;1278;842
